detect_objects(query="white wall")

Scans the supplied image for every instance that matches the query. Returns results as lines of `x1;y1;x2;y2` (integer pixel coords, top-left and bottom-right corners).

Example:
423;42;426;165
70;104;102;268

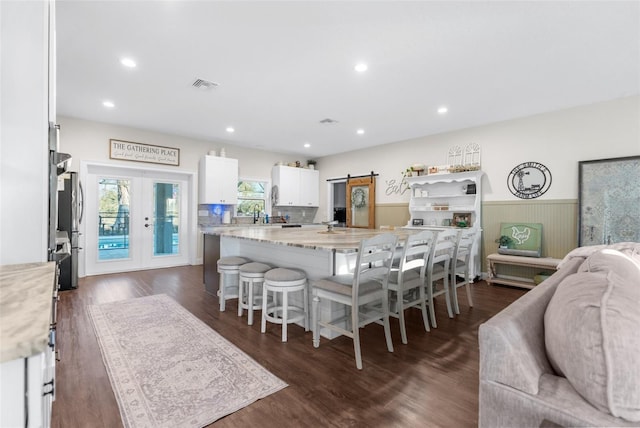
57;116;298;183
57;115;307;269
316;96;640;220
0;1;50;265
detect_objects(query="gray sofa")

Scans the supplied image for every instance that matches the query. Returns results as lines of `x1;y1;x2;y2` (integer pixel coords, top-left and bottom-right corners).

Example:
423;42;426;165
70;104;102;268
479;253;638;427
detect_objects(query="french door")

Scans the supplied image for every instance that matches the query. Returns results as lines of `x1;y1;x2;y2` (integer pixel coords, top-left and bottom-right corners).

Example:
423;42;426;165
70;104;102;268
84;165;190;275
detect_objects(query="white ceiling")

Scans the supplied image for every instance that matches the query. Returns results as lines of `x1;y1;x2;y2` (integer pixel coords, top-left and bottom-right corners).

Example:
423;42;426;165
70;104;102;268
56;1;640;158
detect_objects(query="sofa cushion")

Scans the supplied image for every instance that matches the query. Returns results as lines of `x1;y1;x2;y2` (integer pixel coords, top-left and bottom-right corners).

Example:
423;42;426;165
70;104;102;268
544;249;640;421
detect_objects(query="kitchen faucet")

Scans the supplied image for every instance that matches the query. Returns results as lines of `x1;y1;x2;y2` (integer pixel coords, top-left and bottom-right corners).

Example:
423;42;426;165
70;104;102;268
253;206;260;224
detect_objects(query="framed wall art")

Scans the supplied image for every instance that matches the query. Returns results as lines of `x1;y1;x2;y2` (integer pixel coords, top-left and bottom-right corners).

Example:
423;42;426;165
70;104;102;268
578;155;640;246
110;139;180;166
452;212;472;228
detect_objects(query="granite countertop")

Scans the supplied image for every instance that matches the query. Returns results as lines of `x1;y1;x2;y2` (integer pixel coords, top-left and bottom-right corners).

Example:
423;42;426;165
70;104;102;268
220;227;416;252
201;223;321;234
0;262;56;363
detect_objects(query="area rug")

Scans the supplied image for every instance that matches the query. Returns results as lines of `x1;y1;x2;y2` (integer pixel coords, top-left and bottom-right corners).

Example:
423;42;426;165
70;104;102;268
87;294;287;428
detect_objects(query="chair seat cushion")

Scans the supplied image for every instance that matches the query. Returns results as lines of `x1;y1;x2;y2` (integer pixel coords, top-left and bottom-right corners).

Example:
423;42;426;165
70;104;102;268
264;267;306;282
313;276;382;296
388;269;419;284
431;264;446;275
239;262;271;274
544;249;640;422
218;256;249;267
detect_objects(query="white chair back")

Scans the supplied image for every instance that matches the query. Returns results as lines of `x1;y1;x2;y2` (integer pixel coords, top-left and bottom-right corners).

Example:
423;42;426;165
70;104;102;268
352;233;398;293
399;229;439;282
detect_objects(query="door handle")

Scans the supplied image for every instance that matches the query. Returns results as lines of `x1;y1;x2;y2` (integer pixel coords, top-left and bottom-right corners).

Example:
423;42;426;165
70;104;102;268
145;223;151;228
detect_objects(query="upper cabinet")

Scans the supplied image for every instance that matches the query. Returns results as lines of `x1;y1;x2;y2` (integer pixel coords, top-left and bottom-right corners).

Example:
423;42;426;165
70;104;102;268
272;165;319;207
199;156;238;204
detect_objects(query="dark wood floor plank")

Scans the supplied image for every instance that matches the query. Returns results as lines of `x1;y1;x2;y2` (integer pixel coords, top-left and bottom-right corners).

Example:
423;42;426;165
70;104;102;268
51;265;525;427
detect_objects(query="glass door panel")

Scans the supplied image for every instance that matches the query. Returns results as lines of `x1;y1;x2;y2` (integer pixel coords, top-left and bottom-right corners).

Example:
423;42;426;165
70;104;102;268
97;178;131;260
346;177;376;229
153;182;180;256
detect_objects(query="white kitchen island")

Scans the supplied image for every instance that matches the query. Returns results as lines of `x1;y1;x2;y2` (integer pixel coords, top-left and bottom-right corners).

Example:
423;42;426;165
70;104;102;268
217;227;416;338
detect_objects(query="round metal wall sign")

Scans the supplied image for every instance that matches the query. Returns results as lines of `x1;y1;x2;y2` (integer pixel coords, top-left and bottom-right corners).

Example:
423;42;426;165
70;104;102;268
507;161;552;199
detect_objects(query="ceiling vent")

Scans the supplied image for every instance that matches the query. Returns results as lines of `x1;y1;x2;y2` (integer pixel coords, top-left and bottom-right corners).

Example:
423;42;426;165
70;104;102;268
192;78;219;89
319;118;339;124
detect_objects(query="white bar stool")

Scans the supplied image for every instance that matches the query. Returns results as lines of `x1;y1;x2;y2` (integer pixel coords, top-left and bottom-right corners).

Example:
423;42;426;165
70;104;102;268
261;268;309;342
238;262;272;325
217;256;250;312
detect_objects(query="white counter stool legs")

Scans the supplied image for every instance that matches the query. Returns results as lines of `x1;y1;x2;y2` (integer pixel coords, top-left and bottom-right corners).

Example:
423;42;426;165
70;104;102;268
238;262;272;325
217;256;250;312
261;268;309;342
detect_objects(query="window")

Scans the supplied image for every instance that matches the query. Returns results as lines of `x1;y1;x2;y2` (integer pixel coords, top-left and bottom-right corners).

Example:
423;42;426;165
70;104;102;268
237;180;267;216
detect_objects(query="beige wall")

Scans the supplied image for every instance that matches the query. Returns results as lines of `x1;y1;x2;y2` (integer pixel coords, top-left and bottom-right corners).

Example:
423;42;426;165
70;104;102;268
316;96;639;263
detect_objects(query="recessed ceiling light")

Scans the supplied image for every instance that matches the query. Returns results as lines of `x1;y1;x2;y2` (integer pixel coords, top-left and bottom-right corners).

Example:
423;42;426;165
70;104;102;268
437;106;448;114
304;143;311;148
120;58;137;68
354;63;368;72
357;129;365;135
226;127;235;133
103;101;115;108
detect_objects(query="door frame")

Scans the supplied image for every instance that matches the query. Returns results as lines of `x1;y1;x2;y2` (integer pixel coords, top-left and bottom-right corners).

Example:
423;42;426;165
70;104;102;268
78;161;197;277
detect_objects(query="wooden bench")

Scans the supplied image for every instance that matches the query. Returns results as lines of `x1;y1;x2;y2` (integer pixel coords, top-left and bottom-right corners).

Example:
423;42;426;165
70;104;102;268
486;253;562;289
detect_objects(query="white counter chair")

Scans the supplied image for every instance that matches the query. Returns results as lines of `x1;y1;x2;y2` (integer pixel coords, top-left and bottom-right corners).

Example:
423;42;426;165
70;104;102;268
217;256;250;312
450;228;479;314
261;268;309;342
388;229;439;344
311;233;398;370
238;262;272;325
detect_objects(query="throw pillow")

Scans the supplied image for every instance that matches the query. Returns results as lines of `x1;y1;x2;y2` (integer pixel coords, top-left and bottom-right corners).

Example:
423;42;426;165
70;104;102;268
544;249;640;422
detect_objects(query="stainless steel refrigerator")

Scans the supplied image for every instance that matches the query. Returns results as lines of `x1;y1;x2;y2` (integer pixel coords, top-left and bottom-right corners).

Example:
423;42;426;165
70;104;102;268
57;171;83;290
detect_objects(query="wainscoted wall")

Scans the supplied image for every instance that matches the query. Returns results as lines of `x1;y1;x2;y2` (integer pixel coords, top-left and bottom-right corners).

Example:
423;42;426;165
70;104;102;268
375;204;411;229
376;199;578;277
482;199;578;259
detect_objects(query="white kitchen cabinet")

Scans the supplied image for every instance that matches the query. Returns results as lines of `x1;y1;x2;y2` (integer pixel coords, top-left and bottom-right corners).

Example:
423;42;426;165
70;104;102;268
405;170;484;279
199;156;238;205
271;165;319;207
299;168;320;206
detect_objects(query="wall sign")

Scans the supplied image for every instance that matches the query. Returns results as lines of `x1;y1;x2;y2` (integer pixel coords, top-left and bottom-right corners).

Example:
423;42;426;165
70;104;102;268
507;161;552;199
110;139;180;166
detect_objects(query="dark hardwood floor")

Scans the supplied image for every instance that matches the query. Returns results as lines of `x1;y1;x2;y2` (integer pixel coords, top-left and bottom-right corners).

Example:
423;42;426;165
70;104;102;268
51;265;525;427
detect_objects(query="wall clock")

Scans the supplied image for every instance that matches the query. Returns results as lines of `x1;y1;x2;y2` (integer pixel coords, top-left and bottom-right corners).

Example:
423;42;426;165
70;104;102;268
507;161;552;199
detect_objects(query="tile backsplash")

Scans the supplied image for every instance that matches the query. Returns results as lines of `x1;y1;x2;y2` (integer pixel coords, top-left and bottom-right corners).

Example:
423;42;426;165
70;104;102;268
198;204;318;226
198;204;233;226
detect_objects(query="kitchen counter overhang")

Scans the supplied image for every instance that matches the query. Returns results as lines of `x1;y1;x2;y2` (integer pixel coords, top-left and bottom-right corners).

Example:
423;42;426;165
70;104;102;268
0;262;56;363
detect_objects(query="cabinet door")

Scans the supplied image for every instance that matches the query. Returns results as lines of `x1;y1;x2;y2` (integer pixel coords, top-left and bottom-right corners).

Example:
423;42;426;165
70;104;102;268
272;166;299;206
299;169;319;206
219;158;238;204
199;157;238;204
